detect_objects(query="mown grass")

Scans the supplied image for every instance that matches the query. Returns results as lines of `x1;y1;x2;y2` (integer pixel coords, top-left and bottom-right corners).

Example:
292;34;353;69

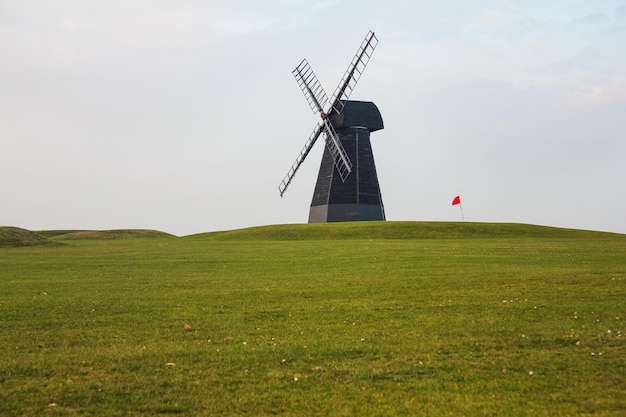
0;222;624;416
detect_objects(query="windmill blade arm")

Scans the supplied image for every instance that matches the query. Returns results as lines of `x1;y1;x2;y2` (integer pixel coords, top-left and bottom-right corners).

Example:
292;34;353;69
321;119;352;182
328;30;378;115
293;59;329;115
278;123;324;197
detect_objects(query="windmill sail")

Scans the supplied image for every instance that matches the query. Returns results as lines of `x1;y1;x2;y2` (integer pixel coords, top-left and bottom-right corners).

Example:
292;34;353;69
279;124;324;197
293;59;329;116
329;31;378;115
321;118;352;181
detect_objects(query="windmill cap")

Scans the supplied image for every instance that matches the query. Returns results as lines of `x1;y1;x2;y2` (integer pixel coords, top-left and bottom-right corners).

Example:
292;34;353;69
331;100;384;132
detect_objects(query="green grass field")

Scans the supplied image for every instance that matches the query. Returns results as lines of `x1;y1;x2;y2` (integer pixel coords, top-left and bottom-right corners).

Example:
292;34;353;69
1;222;625;416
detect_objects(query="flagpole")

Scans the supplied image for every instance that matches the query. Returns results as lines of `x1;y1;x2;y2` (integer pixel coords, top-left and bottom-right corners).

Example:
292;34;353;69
459;203;464;221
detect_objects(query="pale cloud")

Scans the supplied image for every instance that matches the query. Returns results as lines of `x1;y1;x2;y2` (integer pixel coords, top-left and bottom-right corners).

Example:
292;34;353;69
561;85;626;113
538;46;604;77
211;0;337;35
572;12;608;25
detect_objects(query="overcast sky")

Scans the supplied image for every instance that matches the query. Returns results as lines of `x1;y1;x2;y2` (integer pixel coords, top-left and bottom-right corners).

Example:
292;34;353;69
2;1;625;236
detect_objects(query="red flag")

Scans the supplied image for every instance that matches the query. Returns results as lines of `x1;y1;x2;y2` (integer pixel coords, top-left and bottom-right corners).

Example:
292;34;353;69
451;195;461;206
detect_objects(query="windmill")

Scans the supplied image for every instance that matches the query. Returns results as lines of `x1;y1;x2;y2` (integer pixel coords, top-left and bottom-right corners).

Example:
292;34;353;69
278;30;385;223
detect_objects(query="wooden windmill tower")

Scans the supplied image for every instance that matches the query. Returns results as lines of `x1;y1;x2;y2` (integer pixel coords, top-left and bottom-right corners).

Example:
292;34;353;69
279;31;385;223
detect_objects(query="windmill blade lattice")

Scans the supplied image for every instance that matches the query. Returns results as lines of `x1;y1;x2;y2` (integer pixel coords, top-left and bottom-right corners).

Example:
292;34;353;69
293;59;329;116
320;118;352;181
329;31;378;116
278;123;324;197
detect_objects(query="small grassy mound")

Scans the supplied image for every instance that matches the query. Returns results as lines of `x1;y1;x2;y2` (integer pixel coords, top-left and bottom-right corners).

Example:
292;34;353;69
42;229;176;240
0;227;50;247
185;221;616;241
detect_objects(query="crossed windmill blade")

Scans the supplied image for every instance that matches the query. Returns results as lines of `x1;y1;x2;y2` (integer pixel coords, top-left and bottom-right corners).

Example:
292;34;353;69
278;31;378;197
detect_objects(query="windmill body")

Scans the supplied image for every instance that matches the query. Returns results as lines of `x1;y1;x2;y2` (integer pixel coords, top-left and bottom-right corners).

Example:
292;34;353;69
309;100;385;222
279;31;385;223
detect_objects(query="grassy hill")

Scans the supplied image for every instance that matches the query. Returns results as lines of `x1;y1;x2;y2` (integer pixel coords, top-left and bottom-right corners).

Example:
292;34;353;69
186;221;619;241
0;226;51;247
6;222;619;243
1;221;624;416
1;227;174;247
38;229;175;240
